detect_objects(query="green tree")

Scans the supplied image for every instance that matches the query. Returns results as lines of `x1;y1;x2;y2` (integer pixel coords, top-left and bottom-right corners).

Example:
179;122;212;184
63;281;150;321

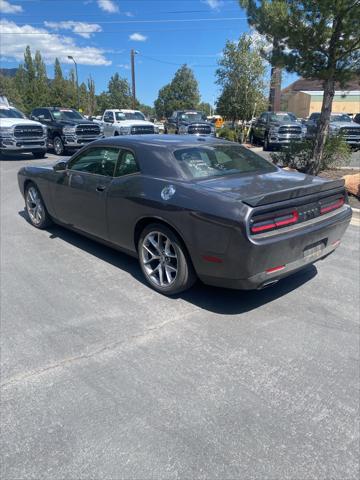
154;65;200;118
0;74;25;111
216;34;266;124
198;102;212;116
51;58;67;106
239;0;360;174
34;50;49;107
87;76;97;116
107;73;132;108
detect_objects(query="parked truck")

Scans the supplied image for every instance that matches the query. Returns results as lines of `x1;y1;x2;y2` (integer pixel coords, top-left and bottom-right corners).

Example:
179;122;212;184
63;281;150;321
0;96;47;158
101;109;158;136
30;107;104;155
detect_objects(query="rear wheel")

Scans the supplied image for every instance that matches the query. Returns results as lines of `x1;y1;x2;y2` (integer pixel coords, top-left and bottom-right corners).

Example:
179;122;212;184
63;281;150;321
25;183;52;229
53;136;65;156
138;224;196;295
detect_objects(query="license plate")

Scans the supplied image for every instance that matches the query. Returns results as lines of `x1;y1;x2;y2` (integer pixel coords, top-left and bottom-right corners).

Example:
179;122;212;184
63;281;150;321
303;240;326;258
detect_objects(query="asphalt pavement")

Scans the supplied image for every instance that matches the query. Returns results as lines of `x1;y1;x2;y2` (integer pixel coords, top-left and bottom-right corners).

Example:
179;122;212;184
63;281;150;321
1;152;359;480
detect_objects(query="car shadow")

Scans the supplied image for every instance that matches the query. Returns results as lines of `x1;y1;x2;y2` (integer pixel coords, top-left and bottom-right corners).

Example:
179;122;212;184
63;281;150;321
19;210;318;315
0;152;50;161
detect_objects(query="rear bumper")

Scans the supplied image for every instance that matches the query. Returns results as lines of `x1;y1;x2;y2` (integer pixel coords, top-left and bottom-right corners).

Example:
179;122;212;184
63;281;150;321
196;206;352;290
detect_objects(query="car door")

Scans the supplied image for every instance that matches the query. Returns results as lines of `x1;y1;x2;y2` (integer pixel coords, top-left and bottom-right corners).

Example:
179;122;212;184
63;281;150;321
107;148;142;250
103;111;114;136
52;146;120;239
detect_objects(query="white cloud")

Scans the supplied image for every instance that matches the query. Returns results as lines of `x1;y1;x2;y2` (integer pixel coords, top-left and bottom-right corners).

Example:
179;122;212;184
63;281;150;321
0;20;111;66
97;0;119;13
203;0;223;10
0;0;22;13
117;63;130;70
129;32;147;42
44;21;102;39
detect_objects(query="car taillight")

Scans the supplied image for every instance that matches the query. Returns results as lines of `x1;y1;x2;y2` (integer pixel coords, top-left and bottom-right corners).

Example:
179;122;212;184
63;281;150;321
251;210;299;234
320;197;344;214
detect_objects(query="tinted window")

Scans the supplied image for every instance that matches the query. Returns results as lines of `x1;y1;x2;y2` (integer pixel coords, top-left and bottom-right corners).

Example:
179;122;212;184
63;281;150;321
104;112;114;122
123;111;146;121
39;109;52;120
0;107;25;119
330;114;352;122
69;147;120;176
259;113;268;121
114;150;139;177
269;113;297;122
174;145;276;179
179;112;206;122
52;109;84;121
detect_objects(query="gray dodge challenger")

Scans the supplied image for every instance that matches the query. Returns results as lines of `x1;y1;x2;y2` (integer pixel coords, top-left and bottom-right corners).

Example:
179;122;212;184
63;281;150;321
18;135;352;295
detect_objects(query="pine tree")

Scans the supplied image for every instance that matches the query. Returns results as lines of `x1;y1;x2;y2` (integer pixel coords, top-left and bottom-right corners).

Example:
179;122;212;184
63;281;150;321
34;50;49;106
107;73;132;108
51;58;66;106
87;76;97;116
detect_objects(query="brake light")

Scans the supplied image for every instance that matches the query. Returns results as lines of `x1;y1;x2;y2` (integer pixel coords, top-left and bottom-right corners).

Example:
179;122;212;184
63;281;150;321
251;210;299;234
320;198;344;214
266;265;285;273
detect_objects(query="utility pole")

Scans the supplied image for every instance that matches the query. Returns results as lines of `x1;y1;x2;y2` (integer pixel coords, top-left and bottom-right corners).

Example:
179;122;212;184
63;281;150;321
68;56;80;111
130;49;138;110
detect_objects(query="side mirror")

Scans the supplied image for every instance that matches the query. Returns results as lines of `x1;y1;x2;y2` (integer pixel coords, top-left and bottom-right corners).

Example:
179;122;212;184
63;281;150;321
31;115;39;121
53;160;67;171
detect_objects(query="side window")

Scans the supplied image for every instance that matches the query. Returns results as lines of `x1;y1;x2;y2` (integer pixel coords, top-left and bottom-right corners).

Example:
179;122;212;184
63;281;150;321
260;113;268;122
38;109;52;121
104;111;113;122
68;147;120;176
114;150;140;177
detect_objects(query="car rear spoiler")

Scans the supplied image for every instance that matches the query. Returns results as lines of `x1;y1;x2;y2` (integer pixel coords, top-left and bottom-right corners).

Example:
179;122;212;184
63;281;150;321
242;179;345;207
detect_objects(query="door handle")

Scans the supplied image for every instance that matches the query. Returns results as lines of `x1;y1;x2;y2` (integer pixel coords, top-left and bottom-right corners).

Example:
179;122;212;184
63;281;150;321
96;185;106;192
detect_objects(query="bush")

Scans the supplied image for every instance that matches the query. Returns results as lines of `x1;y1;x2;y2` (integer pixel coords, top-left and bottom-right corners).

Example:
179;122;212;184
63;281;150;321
270;135;351;173
217;127;239;142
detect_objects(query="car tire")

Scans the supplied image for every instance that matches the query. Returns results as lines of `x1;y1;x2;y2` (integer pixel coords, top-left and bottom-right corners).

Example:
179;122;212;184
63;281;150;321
25;182;53;229
32;151;46;159
138;223;196;295
53;136;65;156
114;131;119;136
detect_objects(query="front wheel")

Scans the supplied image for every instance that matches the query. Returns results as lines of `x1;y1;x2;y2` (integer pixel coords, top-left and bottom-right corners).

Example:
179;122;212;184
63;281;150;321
25;183;52;229
138;224;196;295
53;136;65;156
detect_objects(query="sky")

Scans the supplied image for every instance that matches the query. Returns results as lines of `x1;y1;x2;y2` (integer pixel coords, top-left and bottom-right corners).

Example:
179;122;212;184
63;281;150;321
0;0;298;107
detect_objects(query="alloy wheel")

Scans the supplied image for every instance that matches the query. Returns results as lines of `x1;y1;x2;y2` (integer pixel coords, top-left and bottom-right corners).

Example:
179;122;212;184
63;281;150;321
26;186;45;226
140;231;178;287
54;137;64;155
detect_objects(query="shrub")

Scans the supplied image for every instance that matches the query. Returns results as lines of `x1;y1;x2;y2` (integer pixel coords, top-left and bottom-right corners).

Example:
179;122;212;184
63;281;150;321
271;135;351;173
217;127;239;142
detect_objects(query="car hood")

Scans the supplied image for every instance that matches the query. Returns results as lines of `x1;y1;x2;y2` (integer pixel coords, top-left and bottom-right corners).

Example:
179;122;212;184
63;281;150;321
195;169;343;206
180;121;211;126
269;121;302;127
57;119;97;126
0;118;44;128
330;121;360;128
113;120;154;127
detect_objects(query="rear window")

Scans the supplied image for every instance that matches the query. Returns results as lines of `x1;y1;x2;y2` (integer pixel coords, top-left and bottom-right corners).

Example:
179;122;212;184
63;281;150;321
173;145;276;179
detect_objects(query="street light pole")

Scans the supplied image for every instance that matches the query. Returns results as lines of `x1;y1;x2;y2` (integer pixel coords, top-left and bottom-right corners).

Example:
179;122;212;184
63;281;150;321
130;49;138;110
68;55;80;111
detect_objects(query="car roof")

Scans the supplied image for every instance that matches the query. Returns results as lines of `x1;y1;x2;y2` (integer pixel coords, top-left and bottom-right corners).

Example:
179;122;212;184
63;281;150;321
91;134;230;150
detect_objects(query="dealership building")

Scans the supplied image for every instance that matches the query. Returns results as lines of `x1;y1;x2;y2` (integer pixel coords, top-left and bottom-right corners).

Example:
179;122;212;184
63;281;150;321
281;77;360;119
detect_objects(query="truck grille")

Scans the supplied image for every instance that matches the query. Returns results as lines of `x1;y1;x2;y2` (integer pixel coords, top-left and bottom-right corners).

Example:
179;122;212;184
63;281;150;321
130;125;155;134
188;125;212;135
278;126;302;135
339;127;360;136
14;125;44;138
75;124;100;136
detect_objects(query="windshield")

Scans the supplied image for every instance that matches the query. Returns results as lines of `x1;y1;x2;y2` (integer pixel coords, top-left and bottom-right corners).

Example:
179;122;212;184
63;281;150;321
330;114;352;122
179;112;206;122
122;111;146;121
52;109;84;121
269;113;297;122
0;108;26;119
174;145;276;179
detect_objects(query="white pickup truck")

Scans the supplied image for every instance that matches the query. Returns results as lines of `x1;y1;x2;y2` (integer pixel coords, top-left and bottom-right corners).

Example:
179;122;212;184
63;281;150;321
101;109;158;136
0;96;47;158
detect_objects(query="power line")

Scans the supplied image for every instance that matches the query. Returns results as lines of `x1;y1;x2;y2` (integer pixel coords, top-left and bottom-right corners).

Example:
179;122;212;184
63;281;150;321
138;54;217;68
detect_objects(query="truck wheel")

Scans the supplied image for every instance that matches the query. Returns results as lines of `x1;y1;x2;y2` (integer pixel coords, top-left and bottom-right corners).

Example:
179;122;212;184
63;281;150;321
32;151;46;159
53;136;65;156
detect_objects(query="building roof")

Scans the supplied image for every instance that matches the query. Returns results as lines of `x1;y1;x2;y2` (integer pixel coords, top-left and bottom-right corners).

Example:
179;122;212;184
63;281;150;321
282;77;360;94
